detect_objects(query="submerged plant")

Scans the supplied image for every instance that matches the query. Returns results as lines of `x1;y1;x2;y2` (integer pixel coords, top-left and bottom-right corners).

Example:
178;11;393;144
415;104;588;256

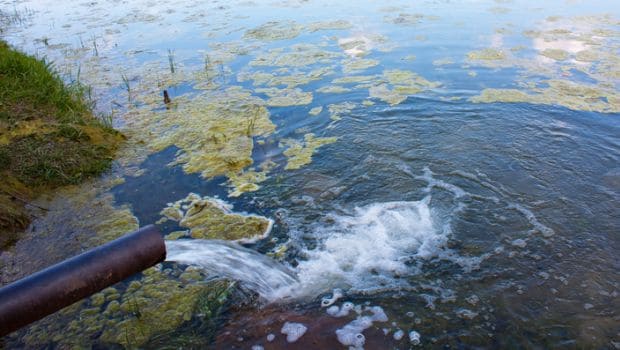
167;49;175;74
121;73;131;101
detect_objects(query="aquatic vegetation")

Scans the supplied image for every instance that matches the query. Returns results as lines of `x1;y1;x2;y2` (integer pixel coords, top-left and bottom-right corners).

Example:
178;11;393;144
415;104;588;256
309;106;323;116
307;20;352;32
328;102;357;121
160;193;273;242
369;69;440;105
316;85;351;94
540;48;569;60
251;45;341;67
124;87;275;194
19;265;231;348
332;75;379;85
281;133;337;170
466;48;506;60
256;87;313;106
342;58;380;73
433;57;455;66
472;79;620;113
244;21;303;41
385;13;425;26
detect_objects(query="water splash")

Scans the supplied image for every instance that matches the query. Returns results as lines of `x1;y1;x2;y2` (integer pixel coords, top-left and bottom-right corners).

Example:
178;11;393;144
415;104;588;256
166;195;451;302
165;239;298;301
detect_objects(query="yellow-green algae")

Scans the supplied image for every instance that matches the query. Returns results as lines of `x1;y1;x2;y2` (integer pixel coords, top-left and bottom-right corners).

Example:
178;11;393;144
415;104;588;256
309;106;323;116
250;44;341;67
281;133;338;170
332;75;380;85
433;57;455;66
255;87;313;106
239;66;334;88
18;265;232;348
369;69;441;105
472;79;620;113
385;13;427;26
468;14;620;113
540;48;569;60
307;20;352;32
328;102;357;121
160;193;273;242
467;48;506;60
316;85;351;94
124;87;275;195
342;58;380;73
243;21;303;41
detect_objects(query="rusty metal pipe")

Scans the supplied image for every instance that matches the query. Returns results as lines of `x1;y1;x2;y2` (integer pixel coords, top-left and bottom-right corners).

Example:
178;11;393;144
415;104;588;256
0;225;166;336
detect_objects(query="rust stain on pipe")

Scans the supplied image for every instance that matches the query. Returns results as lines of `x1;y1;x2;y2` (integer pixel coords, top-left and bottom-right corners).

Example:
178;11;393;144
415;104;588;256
0;225;166;336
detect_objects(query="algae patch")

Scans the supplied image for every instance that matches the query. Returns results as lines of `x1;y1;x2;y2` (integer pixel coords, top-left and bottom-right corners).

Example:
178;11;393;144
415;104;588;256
281;133;338;170
255;87;313;106
472;79;620;113
160;193;273;242
244;21;303;41
327;102;357;121
125;87;275;195
369;69;441;105
540;48;569;61
16;265;232;348
467;48;506;61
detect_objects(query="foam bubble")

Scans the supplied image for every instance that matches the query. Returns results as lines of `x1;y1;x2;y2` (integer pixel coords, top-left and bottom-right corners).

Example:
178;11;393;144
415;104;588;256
335;306;389;349
321;288;343;307
266;334;275;342
281;322;307;343
409;330;421;345
393;329;404;340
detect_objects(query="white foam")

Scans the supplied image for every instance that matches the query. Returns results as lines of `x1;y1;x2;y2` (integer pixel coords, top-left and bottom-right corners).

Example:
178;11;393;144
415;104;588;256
409;330;421;345
281;322;307;343
266;334;275;342
335;306;389;349
281;196;447;297
393;329;404;340
508;203;555;237
321;288;344;307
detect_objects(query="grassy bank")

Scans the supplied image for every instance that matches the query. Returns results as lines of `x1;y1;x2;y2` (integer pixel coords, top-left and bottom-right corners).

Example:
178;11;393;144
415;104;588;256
0;40;123;248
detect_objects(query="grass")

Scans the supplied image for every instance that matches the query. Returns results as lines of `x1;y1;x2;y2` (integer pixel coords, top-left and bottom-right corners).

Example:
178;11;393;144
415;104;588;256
0;39;123;247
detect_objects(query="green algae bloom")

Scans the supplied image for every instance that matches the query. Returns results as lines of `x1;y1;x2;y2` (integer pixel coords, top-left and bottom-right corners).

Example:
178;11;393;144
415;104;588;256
328;102;357;121
316;85;351;94
309;106;323;116
472;79;620;113
369;69;440;105
307;19;352;32
281;133;338;170
256;87;313;106
160;193;273;242
244;21;303;41
342;58;380;73
467;48;506;60
540;48;569;61
19;265;231;348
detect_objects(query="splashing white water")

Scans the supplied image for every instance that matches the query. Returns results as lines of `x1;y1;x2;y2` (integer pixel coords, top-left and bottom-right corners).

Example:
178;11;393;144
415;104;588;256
166;195;452;302
278;196;447;297
165;239;298;300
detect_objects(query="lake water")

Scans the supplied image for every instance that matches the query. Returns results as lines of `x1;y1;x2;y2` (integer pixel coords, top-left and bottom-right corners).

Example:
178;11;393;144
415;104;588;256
1;0;619;348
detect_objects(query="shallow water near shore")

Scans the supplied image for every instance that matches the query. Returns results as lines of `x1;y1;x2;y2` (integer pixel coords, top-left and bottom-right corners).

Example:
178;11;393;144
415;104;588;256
1;0;619;348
